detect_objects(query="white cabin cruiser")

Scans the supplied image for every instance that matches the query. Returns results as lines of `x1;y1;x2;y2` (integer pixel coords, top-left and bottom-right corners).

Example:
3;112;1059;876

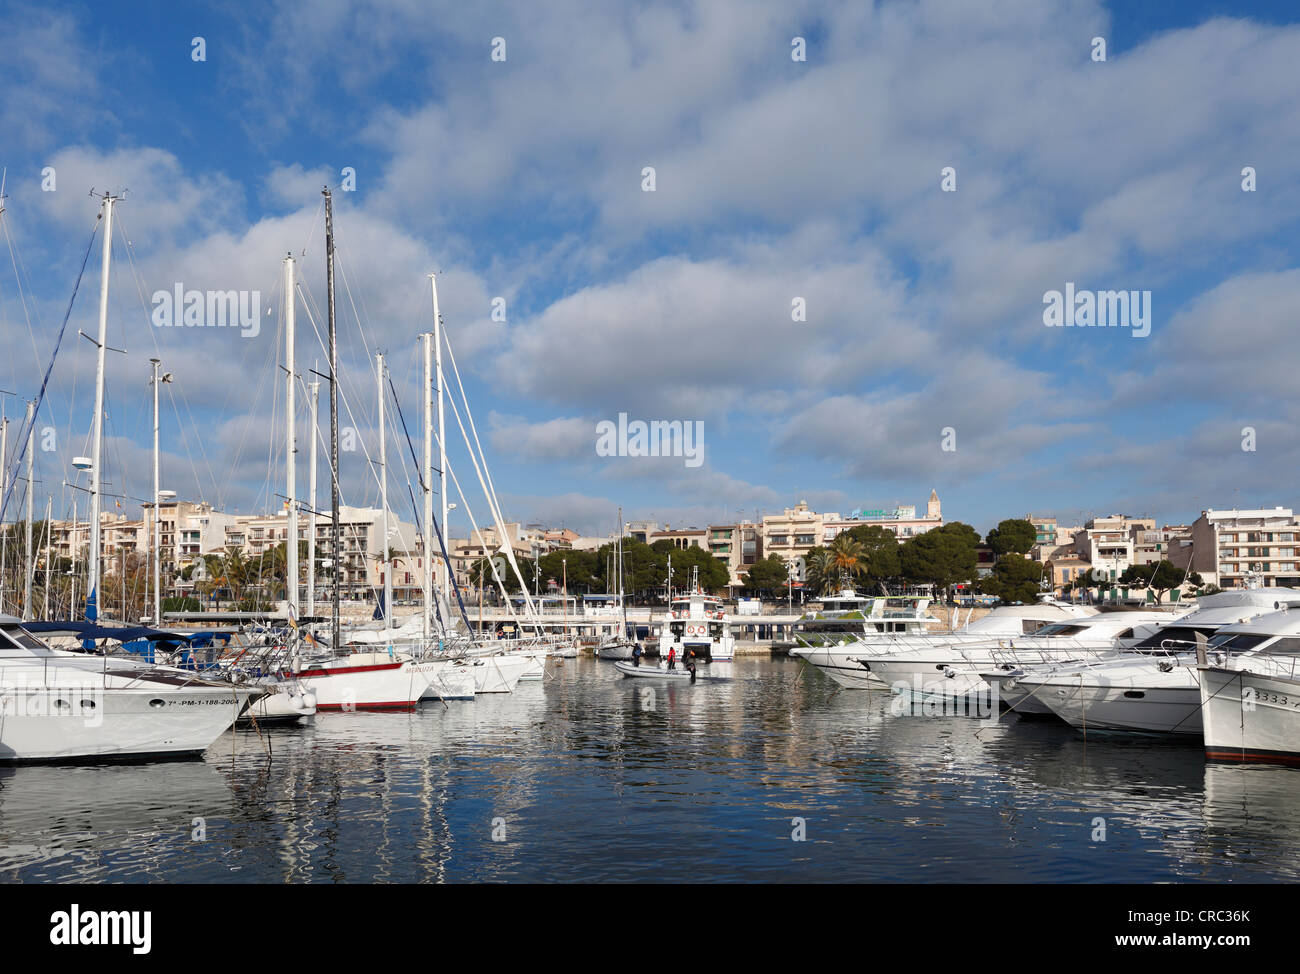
1198;605;1300;764
0;616;260;762
795;601;1097;689
1021;588;1300;735
876;609;1179;700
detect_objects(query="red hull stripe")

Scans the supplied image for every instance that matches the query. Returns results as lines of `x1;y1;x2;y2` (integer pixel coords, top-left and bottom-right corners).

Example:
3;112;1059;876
1206;748;1300;765
316;701;417;711
297;662;405;678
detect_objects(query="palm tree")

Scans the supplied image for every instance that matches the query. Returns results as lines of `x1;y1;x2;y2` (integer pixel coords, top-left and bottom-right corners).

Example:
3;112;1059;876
805;548;836;596
828;534;868;591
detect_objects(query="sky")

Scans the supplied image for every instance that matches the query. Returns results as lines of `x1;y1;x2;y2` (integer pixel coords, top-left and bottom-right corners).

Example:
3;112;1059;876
1;0;1299;539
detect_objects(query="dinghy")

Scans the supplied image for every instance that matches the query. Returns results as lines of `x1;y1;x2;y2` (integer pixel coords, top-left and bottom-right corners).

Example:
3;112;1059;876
613;660;706;681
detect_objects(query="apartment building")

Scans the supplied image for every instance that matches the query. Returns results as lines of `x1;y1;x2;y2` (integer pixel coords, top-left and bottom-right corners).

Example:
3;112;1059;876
703;522;763;589
1182;508;1300;588
1068;514;1156;582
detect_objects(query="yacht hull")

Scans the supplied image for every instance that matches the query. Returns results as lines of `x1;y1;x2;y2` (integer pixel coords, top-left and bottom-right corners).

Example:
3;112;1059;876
1033;677;1202;735
296;657;433;711
0;684;256;762
1200;666;1300;764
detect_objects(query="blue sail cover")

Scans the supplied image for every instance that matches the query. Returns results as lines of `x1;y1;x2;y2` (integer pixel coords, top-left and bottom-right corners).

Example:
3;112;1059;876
82;587;98;650
373;588;386;621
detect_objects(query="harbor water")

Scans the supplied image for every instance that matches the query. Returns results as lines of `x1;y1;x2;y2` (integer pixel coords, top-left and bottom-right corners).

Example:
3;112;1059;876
2;655;1298;883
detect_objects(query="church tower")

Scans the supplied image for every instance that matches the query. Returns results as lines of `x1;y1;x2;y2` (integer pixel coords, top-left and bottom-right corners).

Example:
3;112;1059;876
927;489;940;519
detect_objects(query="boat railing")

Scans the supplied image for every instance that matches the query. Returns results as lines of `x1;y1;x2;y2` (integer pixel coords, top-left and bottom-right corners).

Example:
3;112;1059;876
980;638;1120;668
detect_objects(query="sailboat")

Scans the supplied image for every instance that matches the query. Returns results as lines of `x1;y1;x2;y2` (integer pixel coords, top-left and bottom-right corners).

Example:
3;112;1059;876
597;508;636;660
285;189;435;711
0;193;260;760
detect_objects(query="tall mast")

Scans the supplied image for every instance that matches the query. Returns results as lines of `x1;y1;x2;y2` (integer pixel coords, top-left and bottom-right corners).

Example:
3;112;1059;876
42;495;51;620
69;496;77;619
431;275;447;622
617;506;625;632
23;399;33;618
376;352;390;633
307;379;319;615
323;187;340;654
88;193;117;620
0;415;7;613
283;255;298;618
421;331;433;641
149;358;167;623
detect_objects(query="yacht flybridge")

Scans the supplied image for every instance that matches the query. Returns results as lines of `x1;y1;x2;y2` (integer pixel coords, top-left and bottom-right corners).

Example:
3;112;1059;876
0;616;260;761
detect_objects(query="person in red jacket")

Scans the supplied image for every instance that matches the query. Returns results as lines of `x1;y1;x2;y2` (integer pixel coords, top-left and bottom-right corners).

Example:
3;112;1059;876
667;647;677;670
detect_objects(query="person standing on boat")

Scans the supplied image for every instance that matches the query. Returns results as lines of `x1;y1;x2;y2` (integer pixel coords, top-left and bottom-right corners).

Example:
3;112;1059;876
632;642;643;667
667;646;677;670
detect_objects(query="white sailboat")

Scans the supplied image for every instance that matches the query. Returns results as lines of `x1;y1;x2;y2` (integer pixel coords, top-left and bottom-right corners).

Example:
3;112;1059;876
290;189;434;711
0;194;260;759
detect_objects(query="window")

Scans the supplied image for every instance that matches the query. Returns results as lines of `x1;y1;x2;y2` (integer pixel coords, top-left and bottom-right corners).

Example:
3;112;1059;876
1206;632;1271;652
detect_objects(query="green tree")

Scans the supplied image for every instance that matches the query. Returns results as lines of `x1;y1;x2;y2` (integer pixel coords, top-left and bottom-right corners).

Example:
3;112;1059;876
986;518;1037;557
826;534;868;590
900;522;979;593
743;555;792;596
803;546;835;596
844;524;901;583
980;554;1044;604
1119;560;1187;604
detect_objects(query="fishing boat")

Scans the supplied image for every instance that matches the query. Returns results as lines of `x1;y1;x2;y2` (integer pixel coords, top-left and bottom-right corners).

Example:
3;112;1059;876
659;573;735;662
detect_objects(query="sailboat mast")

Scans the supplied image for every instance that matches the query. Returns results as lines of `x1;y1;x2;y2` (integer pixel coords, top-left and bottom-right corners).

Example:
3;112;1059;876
23;399;33;618
0;415;6;613
284;255;298;617
377;352;390;633
323;188;340;654
307;379;318;615
421;330;433;641
149;358;166;623
431;274;447;620
88;194;116;619
42;495;51;620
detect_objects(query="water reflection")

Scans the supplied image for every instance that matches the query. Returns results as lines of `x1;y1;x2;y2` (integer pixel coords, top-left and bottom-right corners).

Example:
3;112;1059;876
1;657;1298;882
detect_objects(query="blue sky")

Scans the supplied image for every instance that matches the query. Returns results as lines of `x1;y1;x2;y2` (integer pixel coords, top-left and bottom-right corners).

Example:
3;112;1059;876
1;0;1299;538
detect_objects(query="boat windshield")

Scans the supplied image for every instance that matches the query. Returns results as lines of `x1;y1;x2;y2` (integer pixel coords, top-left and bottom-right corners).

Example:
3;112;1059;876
0;624;50;651
1030;623;1089;636
1131;625;1217;652
1259;636;1300;656
1207;632;1273;653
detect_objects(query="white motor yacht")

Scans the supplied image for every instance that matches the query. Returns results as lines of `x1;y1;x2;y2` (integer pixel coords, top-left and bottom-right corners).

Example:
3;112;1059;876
0;615;260;762
1020;588;1300;735
1198;604;1300;763
795;600;1097;689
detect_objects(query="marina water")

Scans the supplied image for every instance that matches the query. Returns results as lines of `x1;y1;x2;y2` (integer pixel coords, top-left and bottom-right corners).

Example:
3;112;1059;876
2;656;1297;883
